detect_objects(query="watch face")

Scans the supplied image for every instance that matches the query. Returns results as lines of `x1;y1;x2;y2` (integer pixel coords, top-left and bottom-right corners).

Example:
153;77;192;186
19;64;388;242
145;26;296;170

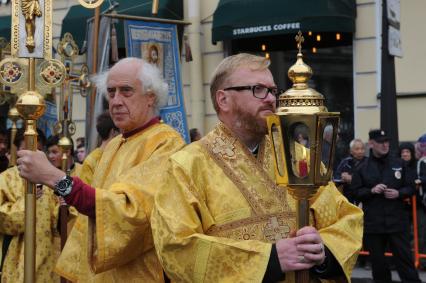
55;176;73;196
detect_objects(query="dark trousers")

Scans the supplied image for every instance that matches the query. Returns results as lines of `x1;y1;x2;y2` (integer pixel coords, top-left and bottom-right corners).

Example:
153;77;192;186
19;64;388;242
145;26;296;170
364;232;421;283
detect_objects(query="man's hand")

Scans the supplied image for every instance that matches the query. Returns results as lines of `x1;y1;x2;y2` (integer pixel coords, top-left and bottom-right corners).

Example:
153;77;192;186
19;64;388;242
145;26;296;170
276;226;325;272
58;196;67;206
341;172;352;184
371;184;386;194
17;150;65;188
384;188;399;199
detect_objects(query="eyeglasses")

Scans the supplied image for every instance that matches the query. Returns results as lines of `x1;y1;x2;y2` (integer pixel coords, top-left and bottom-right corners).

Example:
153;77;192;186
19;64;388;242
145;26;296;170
223;85;279;99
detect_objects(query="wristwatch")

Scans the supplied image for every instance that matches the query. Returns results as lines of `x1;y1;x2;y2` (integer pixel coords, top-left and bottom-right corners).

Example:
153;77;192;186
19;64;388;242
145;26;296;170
54;175;73;197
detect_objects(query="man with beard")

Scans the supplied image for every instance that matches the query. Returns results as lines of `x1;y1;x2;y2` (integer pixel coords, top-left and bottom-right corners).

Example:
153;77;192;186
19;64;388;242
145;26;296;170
151;53;363;282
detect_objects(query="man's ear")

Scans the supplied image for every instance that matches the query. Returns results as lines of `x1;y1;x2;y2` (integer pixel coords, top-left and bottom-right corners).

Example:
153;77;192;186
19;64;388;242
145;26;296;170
216;90;231;112
146;91;156;107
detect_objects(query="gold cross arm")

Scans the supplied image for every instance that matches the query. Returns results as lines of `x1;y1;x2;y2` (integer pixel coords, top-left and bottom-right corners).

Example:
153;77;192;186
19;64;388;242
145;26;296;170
0;57;65;95
295;31;304;53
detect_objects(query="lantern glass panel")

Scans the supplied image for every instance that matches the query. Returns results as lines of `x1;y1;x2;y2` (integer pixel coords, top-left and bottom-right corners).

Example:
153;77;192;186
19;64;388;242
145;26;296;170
320;122;334;176
319;123;334;176
290;122;310;179
271;124;285;177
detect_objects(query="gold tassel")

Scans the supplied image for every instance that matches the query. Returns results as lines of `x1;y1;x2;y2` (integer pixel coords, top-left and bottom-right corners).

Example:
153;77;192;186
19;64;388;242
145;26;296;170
184;34;193;62
111;24;119;63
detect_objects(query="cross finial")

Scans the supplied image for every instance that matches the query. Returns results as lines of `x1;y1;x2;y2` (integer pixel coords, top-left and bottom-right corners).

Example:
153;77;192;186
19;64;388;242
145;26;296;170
152;0;160;15
295;31;304;53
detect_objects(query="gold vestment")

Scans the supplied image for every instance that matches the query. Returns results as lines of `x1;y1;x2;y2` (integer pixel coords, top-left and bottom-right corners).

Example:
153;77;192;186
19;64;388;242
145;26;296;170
79;147;103;185
151;122;363;282
0;164;80;283
55;123;185;282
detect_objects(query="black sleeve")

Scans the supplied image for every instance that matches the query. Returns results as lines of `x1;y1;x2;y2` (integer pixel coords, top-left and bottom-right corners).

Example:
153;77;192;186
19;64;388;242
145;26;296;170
399;164;416;199
262;244;285;283
262;245;345;282
419;161;426;185
351;168;373;202
333;160;345;181
310;246;345;279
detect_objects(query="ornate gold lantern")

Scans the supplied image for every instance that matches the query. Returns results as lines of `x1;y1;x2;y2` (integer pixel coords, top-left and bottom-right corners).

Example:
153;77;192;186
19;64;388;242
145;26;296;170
266;32;339;283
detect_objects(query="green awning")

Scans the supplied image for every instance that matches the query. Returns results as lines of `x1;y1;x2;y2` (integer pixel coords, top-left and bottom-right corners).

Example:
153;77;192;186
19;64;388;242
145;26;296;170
0;16;11;41
61;0;183;50
212;0;356;43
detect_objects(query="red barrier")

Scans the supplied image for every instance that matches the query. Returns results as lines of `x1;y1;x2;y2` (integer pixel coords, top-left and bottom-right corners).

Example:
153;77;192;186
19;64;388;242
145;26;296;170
412;195;426;267
359;195;426;268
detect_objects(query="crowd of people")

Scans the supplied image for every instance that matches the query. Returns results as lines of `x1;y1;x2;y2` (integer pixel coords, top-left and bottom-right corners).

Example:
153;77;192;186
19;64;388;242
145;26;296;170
0;53;422;282
333;129;426;282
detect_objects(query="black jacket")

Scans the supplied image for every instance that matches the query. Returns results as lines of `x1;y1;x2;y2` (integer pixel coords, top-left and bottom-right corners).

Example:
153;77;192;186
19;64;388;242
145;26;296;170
333;155;367;203
351;152;415;234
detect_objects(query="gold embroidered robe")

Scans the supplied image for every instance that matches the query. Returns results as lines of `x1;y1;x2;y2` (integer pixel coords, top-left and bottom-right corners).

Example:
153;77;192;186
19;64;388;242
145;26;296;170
151;123;363;283
0;164;80;283
79;147;103;185
55;123;185;282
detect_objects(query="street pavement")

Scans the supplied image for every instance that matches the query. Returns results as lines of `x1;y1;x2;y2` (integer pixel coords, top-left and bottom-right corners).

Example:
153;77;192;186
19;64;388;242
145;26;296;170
351;266;426;282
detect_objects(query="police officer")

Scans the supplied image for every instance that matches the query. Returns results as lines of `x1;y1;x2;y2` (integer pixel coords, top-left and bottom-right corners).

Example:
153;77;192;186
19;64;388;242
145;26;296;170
351;129;420;283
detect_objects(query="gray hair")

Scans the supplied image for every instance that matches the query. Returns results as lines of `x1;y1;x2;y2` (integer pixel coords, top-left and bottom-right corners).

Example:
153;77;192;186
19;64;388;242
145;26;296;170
349;138;364;150
91;57;168;115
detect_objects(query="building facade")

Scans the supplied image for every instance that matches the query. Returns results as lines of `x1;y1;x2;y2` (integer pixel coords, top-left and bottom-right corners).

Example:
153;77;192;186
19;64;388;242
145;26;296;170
184;0;426;145
0;0;425;146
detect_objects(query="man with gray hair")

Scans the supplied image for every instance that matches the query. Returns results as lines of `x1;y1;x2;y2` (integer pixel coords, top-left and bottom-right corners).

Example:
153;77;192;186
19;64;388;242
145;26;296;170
333;138;367;203
16;57;185;281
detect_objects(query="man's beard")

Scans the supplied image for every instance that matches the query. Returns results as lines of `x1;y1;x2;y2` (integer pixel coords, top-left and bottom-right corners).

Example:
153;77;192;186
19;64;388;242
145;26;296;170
233;104;269;138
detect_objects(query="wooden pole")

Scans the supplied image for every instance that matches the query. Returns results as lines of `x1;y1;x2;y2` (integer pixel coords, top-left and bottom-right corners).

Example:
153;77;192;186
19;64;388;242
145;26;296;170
89;7;101;144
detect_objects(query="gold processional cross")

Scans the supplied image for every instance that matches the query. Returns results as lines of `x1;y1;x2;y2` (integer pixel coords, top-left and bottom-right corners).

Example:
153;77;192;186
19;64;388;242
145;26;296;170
295;30;304;54
55;33;91;258
0;1;66;282
55;32;91;170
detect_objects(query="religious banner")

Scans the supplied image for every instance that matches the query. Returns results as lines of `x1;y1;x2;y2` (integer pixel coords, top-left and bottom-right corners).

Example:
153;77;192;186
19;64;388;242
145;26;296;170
37;100;57;138
124;20;189;143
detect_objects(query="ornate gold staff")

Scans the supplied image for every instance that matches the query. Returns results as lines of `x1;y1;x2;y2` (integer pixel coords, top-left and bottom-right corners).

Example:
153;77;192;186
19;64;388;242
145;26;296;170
16;59;46;283
267;32;340;283
0;1;65;281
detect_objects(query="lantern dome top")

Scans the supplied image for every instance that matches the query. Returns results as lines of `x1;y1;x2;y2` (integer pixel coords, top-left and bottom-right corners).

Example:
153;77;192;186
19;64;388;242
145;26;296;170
277;31;327;114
